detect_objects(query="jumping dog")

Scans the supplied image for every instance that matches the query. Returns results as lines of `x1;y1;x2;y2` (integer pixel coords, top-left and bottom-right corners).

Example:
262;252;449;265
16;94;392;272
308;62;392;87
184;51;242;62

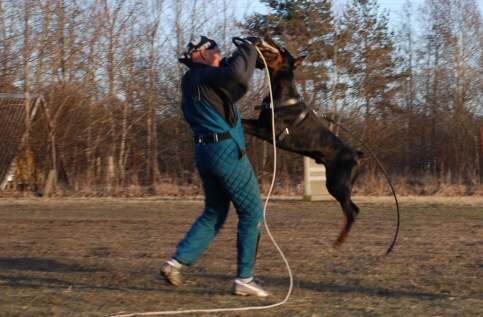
242;36;363;248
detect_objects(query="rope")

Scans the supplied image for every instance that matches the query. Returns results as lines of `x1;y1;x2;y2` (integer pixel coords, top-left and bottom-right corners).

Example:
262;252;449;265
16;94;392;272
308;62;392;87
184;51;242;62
319;114;400;254
109;44;293;317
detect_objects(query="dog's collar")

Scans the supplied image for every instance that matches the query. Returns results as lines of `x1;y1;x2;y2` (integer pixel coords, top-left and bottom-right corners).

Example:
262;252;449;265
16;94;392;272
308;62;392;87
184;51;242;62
261;97;302;110
277;104;311;141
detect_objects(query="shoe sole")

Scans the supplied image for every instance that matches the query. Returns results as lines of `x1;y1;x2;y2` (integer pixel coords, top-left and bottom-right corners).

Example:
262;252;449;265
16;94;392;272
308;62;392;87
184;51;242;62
233;290;268;297
233;279;269;297
233;283;269;297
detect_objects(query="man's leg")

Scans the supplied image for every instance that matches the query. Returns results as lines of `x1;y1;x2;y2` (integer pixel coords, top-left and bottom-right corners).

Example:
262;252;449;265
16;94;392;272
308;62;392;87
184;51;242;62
220;155;268;296
173;175;230;266
218;154;263;278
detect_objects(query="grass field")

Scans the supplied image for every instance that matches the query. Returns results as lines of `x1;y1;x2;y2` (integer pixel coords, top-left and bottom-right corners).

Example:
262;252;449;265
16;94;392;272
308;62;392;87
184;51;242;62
0;197;481;317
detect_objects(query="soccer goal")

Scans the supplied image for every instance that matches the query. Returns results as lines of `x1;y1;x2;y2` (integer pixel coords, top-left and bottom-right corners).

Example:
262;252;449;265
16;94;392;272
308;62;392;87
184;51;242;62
0;93;43;190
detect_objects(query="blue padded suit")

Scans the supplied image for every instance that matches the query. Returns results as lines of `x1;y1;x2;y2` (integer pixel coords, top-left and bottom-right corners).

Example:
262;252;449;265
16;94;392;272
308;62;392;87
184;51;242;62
173;42;263;278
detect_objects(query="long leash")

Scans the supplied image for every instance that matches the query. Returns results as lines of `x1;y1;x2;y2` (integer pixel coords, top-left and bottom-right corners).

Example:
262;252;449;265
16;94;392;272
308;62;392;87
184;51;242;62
317;113;400;254
109;44;292;317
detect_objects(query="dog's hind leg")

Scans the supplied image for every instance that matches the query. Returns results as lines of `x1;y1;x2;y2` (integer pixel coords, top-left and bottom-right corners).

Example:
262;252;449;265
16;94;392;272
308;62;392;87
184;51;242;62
333;197;358;248
325;163;359;248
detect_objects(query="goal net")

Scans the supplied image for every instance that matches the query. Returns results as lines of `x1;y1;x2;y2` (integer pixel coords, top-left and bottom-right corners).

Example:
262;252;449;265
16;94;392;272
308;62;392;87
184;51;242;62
0;93;42;190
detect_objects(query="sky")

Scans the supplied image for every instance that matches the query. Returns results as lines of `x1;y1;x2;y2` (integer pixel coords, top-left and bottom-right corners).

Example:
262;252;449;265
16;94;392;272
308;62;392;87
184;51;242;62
245;0;419;25
248;0;483;28
378;0;483;28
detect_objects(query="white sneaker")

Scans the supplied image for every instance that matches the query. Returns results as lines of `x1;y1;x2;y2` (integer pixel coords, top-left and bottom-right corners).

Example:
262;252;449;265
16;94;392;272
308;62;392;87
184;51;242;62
233;278;269;297
160;262;182;286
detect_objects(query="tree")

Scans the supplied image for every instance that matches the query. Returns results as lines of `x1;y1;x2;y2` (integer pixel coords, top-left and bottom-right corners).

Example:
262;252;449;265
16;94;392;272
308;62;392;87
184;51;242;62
393;0;421;173
342;0;402;174
0;0;19;92
417;0;483;181
243;0;334;104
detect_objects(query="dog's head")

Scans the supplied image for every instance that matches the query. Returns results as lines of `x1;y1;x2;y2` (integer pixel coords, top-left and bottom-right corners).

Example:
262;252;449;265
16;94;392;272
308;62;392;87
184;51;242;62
255;36;306;73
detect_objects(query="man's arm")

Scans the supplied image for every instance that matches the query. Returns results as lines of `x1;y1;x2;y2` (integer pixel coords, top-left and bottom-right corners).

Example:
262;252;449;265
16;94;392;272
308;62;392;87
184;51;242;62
203;42;257;104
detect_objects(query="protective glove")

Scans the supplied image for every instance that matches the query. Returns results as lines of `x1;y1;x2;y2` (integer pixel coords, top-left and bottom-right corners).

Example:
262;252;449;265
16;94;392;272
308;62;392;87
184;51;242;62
232;37;248;47
232;36;262;47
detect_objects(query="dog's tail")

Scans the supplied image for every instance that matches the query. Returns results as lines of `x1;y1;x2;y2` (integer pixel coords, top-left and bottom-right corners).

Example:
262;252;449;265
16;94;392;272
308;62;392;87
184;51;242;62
349;151;364;188
356;151;364;167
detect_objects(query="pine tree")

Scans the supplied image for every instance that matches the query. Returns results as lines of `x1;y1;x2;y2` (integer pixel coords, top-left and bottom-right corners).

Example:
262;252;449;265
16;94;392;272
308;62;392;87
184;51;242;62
242;0;334;108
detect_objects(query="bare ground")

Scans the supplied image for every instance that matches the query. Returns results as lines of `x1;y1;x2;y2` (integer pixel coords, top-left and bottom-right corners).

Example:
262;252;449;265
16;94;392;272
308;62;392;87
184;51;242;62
0;196;481;317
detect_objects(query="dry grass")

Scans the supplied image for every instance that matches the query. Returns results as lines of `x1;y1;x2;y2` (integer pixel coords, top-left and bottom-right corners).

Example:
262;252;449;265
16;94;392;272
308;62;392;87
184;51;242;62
353;174;483;197
2;168;482;199
0;197;481;317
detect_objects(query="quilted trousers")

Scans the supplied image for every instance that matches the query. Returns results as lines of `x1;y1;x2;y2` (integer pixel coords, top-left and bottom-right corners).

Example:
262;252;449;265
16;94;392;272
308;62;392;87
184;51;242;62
173;139;263;278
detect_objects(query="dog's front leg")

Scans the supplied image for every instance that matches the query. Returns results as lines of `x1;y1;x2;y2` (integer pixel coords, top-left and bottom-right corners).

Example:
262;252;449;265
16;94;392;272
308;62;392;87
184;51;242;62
241;118;273;142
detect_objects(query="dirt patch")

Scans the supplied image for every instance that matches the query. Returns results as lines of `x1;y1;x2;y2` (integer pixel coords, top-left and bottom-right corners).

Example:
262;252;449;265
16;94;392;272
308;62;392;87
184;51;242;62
0;197;481;316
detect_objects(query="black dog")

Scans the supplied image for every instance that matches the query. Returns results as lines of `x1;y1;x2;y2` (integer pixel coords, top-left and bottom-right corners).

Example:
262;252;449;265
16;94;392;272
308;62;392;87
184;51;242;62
242;37;363;248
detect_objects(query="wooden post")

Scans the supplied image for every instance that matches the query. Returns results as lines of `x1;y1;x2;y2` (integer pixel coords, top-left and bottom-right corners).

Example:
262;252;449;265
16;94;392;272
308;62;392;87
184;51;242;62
108;156;115;190
43;169;57;198
303;157;334;201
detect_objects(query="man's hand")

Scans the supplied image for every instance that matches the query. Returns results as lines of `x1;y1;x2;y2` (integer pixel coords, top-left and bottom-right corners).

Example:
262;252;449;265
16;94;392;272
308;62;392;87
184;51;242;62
232;37;248;47
232;36;262;47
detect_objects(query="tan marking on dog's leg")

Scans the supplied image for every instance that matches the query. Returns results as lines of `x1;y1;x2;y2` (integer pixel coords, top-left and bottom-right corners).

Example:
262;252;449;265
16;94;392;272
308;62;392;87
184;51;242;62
334;212;349;248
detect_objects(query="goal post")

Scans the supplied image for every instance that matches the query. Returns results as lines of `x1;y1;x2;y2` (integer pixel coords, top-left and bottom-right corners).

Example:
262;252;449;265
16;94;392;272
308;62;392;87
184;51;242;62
0;93;42;190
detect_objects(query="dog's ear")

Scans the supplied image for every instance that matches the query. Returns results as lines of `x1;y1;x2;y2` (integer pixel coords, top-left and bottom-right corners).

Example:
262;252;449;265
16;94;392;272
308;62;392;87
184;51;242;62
294;56;306;69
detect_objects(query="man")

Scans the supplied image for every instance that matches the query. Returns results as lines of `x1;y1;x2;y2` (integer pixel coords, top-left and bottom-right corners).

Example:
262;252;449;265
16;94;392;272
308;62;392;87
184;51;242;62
160;35;268;297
